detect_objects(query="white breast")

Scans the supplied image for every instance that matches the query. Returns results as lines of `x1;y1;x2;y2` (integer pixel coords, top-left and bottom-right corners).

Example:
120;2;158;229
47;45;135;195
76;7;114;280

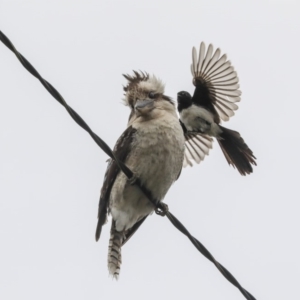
180;105;214;131
110;115;184;232
180;105;222;137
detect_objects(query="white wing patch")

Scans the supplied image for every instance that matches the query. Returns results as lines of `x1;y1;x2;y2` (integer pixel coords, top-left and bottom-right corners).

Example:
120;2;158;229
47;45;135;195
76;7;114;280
191;42;241;122
183;132;213;167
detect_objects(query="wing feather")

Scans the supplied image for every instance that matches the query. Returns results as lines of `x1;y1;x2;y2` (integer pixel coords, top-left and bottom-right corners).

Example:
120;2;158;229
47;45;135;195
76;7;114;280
197;42;206;73
213;79;239;86
95;126;137;241
210;66;234;80
205;54;227;78
201;44;214;75
183;132;213;167
203;48;221;76
191;43;242;122
192;47;198;76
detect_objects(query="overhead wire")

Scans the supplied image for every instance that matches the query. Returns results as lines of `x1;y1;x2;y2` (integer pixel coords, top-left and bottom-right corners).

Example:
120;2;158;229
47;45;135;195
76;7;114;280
0;30;256;300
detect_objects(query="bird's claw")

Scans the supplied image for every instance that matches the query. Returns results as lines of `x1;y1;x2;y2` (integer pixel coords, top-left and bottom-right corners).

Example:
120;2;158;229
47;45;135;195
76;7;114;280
128;174;138;185
155;203;169;216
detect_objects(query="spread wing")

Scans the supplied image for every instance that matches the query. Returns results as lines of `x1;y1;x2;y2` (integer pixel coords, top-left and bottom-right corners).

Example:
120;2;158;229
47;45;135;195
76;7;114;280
95;126;137;242
191;42;241;122
180;121;213;167
183;132;213;167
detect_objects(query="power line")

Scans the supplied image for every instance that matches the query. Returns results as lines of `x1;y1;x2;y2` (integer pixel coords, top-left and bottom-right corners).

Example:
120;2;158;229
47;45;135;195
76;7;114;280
0;30;256;300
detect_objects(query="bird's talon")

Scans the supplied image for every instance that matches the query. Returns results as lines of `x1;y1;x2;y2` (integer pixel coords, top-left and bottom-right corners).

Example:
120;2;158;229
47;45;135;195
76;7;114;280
128;174;138;185
155;203;169;216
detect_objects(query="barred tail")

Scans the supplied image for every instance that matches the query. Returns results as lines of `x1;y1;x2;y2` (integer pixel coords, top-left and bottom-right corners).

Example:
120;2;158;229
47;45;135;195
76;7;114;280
217;126;256;176
108;221;124;279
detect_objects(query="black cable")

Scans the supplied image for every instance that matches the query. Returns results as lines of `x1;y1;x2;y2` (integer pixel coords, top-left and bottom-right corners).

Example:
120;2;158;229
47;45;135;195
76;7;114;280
0;30;256;300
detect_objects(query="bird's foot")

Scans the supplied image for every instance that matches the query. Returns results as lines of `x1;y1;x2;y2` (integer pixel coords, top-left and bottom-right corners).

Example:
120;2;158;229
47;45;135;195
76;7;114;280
128;173;138;185
155;203;169;216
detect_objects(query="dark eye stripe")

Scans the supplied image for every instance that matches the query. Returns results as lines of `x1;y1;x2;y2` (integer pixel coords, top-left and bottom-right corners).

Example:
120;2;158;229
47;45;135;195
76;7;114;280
162;95;175;105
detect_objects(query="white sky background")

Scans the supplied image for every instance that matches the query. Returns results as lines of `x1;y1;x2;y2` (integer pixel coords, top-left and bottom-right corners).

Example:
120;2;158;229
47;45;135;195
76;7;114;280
0;0;299;299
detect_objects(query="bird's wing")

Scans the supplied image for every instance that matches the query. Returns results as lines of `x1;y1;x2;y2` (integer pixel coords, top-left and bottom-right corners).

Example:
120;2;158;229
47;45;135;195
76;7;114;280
191;42;241;122
180;120;213;167
122;216;148;246
183;131;213;167
95;126;137;242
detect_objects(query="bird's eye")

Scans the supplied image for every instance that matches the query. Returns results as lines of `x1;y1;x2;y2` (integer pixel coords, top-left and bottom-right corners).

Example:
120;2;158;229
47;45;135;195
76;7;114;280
148;92;155;99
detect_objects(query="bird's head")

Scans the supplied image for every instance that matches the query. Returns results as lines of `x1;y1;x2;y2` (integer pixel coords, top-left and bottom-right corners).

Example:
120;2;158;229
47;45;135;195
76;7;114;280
177;91;192;113
123;71;175;121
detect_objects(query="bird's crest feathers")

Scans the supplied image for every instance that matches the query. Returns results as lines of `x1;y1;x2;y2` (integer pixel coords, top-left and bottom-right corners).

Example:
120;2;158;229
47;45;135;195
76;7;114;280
123;71;150;92
122;71;165;107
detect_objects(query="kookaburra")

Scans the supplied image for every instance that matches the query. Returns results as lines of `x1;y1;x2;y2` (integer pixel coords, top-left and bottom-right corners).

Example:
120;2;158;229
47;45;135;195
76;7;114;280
177;42;256;175
95;72;185;279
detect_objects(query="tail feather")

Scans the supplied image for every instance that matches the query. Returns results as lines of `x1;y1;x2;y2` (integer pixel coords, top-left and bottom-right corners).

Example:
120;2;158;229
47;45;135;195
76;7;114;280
108;222;124;279
217;126;256;175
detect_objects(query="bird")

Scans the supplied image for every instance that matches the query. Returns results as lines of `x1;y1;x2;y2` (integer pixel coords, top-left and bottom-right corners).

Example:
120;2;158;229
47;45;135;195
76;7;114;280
177;42;256;175
95;71;185;279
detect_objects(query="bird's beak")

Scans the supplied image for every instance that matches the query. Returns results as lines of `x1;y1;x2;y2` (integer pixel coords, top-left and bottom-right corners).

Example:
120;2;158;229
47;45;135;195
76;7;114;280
134;99;154;115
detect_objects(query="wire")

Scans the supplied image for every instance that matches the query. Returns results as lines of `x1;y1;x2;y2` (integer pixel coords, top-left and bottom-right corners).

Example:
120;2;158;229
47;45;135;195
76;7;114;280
0;30;256;300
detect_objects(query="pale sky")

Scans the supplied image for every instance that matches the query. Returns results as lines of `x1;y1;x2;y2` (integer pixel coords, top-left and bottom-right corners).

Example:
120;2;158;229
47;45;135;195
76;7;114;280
1;1;300;299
